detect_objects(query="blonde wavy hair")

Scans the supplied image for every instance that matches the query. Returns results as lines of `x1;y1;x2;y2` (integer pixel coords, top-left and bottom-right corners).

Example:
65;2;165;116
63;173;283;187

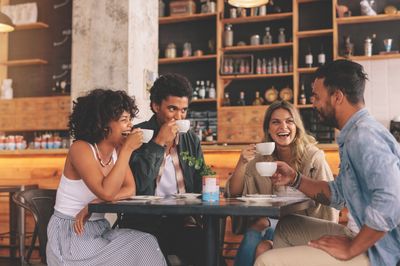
263;101;317;171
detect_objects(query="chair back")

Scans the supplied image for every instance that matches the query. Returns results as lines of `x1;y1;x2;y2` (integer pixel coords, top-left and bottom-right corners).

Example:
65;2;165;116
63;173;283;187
13;189;56;263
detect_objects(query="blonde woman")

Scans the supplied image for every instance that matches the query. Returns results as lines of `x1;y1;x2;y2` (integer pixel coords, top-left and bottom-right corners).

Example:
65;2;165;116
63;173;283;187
226;100;339;266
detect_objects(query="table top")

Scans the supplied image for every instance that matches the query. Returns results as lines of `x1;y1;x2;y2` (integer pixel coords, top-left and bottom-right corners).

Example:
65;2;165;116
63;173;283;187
89;197;315;218
0;184;38;193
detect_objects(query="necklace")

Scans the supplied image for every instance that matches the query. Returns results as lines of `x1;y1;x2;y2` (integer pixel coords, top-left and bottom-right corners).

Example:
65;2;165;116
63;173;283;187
94;143;113;167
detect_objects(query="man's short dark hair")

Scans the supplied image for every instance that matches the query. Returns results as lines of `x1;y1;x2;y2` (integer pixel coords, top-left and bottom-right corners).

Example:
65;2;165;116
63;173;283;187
314;59;368;105
149;73;192;112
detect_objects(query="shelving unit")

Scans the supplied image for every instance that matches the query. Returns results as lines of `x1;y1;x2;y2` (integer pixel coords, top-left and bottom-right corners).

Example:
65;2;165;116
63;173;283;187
158;0;400;144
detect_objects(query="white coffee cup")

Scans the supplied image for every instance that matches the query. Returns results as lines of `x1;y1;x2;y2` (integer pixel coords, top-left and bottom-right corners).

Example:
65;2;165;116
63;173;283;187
255;162;277;177
141;129;154;143
256;142;275;155
175;119;190;133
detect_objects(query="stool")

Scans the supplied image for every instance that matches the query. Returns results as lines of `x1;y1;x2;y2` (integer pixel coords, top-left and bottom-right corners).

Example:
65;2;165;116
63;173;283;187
0;184;38;262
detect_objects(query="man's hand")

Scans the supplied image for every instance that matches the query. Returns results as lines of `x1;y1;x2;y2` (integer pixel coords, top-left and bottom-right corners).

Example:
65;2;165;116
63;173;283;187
308;235;354;260
73;205;91;235
153;120;178;147
270;161;296;186
250;217;270;232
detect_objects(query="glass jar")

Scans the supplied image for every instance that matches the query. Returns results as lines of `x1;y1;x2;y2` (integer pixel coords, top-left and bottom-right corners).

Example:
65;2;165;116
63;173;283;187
165;42;177;58
182;42;192;57
278;28;286;43
223;24;234;47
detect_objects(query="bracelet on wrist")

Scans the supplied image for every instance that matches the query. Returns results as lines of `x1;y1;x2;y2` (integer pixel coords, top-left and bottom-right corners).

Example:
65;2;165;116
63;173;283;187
289;171;302;189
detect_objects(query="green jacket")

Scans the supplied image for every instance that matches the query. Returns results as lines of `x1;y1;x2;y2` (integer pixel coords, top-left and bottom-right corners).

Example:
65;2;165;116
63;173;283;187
129;115;204;195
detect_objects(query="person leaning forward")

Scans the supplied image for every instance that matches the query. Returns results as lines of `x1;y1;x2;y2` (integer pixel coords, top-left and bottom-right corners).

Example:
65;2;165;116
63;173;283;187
255;59;400;266
120;73;205;266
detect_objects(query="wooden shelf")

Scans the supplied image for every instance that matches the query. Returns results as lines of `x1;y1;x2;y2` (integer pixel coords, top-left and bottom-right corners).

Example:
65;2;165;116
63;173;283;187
159;13;216;25
1;59;48;66
336;14;400;25
297;29;333;38
297;104;314;109
338;53;400;61
221;12;293;25
221;73;293;80
298;67;318;73
222;42;292;52
0;149;68;156
159;54;216;64
191;98;217;103
15;22;49;30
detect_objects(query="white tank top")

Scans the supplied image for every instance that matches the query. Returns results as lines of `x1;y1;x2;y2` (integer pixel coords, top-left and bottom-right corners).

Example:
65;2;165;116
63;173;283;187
54;143;117;220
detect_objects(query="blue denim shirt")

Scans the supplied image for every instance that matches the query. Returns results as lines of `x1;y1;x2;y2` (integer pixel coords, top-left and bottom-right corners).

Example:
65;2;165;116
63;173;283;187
329;108;400;266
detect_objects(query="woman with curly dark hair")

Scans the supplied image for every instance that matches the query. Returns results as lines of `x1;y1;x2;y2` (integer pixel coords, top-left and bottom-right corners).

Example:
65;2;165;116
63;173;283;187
46;89;167;266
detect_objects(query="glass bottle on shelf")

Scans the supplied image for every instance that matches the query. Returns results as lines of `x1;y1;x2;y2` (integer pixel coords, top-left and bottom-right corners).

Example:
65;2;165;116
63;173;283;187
278;28;286;43
272;57;277;74
193;81;200;100
305;46;313;68
364;36;372;56
199;81;206;99
252;91;264;106
267;59;272;74
299;83;307;105
261;58;267;74
289;56;293;72
222;92;231;106
237;91;246;106
277;57;283;73
208;83;216;99
318;45;326;66
283;59;289;73
263;27;272;45
256;59;262;74
205;80;211;98
223;24;234;47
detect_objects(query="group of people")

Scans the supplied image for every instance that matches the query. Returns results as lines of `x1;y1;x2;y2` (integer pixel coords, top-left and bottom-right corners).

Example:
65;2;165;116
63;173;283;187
46;59;400;266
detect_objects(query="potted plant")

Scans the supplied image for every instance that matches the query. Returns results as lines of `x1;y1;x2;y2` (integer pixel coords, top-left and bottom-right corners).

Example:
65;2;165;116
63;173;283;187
180;151;219;201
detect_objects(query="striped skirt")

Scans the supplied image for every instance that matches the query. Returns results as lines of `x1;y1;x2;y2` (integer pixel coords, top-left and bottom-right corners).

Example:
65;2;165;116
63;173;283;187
46;211;167;266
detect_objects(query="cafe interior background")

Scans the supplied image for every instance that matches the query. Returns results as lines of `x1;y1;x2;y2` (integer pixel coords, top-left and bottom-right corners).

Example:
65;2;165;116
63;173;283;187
0;0;400;263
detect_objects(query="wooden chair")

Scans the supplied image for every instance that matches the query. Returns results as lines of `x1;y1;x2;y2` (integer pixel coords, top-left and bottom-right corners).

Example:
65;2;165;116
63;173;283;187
12;189;56;263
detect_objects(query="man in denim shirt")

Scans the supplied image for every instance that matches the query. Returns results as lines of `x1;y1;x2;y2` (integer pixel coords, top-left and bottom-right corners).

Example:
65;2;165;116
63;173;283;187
255;59;400;266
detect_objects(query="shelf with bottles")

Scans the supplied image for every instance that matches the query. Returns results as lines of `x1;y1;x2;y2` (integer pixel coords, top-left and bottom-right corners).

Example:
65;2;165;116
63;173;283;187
221;42;293;52
298;36;333;68
159;54;217;64
0;59;48;66
222;19;293;48
221;78;294;108
300;108;335;143
159;12;217;25
14;22;49;31
187;109;217;143
337;19;400;58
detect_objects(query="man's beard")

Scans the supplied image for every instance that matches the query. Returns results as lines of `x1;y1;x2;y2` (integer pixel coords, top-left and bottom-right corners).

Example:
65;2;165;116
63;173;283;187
316;105;338;129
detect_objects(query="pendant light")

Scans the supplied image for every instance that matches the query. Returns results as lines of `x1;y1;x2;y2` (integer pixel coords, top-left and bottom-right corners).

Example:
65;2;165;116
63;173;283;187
228;0;269;8
0;11;14;32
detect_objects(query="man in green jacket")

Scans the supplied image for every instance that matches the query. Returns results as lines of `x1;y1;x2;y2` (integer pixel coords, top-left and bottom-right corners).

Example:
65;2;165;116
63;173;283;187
123;73;205;266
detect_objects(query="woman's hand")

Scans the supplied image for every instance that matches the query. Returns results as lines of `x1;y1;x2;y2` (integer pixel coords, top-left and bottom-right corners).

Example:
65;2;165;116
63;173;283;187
124;128;143;151
240;144;256;164
74;205;91;235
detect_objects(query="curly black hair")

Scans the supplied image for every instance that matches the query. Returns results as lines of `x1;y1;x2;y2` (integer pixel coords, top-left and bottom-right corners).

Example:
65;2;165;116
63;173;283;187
149;73;192;113
69;89;139;144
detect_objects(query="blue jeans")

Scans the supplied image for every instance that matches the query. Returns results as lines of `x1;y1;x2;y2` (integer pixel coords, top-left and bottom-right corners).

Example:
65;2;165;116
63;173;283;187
234;219;277;266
